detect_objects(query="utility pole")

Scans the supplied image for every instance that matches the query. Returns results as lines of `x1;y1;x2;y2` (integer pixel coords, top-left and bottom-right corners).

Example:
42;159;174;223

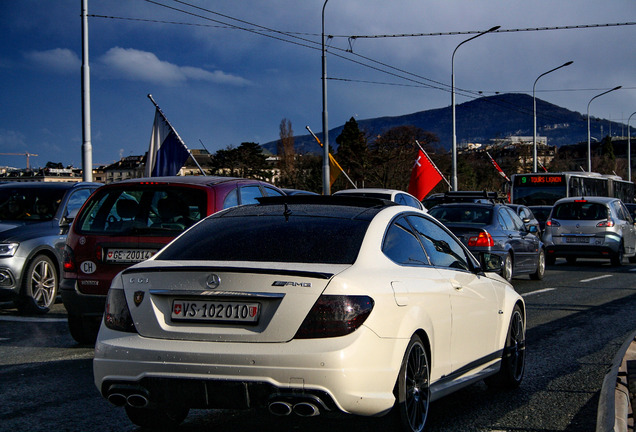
81;0;93;181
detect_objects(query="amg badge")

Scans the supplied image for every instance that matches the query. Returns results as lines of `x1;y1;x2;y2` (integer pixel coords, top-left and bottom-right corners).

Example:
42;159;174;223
272;281;312;287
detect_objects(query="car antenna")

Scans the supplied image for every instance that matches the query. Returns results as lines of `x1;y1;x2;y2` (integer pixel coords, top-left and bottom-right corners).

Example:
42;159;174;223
283;202;292;222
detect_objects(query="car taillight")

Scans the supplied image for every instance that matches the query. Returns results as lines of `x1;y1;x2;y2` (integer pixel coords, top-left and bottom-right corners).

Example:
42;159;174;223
104;288;137;333
597;219;615;227
468;231;494;247
546;219;560;227
294;295;374;339
63;245;77;273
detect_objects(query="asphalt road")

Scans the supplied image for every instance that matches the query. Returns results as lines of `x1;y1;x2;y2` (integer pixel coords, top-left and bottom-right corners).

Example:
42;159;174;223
1;257;635;432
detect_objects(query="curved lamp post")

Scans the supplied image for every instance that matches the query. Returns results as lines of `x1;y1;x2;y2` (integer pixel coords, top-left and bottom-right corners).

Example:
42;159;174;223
587;86;621;172
532;61;573;173
451;25;500;191
628;111;636;182
321;0;330;195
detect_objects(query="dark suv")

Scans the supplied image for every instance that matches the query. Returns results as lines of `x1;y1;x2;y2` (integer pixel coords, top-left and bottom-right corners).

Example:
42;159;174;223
61;176;284;343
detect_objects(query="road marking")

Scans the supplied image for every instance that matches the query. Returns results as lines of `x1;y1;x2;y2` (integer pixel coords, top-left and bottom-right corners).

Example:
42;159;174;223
0;316;66;323
522;288;555;297
580;275;613;283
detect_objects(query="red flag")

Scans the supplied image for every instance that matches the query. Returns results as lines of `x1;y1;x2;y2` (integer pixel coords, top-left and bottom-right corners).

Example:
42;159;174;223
486;151;510;182
408;150;443;200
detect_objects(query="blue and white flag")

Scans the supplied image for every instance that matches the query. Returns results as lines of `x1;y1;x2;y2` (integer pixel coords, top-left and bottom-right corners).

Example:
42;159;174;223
145;108;190;177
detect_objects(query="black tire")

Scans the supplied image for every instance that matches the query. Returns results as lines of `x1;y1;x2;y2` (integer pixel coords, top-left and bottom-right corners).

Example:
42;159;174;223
502;253;513;282
486;305;525;389
610;243;624;266
17;255;58;314
393;334;430;432
68;314;100;345
546;254;556;266
529;249;545;280
125;405;189;429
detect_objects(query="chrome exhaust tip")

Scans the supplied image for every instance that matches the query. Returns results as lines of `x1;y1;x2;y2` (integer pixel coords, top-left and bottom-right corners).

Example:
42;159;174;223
126;393;150;408
106;393;127;407
293;402;320;417
268;401;293;416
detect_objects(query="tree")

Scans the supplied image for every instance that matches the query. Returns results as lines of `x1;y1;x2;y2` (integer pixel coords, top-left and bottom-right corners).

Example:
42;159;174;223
211;142;270;180
367;125;439;190
278;118;296;187
335;117;369;188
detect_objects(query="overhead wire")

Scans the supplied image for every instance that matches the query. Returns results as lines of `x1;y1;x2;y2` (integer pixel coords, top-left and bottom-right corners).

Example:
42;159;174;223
92;0;631;125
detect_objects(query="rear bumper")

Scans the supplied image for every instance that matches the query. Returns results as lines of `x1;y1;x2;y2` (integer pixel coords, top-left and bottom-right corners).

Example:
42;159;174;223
545;244;619;258
60;278;107;318
94;324;407;416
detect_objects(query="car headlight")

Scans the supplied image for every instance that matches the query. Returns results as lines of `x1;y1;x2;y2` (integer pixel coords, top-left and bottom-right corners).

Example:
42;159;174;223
0;243;19;257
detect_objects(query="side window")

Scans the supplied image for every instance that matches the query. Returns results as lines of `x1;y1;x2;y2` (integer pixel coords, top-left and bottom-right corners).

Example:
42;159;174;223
382;216;430;266
222;188;238;209
239;185;264;205
263;186;285;197
506;208;525;231
398;193;422;210
619;202;633;222
498;208;515;231
407;215;470;271
65;189;93;217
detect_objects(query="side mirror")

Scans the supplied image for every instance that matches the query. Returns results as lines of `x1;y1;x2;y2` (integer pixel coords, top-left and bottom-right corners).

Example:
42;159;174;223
479;253;503;273
60;208;79;228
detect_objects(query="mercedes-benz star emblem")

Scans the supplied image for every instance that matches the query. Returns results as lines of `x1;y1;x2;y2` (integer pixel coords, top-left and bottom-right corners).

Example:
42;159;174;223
206;274;221;289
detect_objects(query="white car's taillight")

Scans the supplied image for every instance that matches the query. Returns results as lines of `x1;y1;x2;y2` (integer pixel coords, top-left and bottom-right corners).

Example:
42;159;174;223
104;288;137;333
294;295;374;339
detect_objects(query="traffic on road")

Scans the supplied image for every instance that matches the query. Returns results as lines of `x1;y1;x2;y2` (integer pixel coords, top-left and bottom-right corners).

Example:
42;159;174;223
1;246;635;431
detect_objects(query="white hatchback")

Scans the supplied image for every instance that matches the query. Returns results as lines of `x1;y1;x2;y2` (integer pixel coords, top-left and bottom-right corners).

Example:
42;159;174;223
94;195;526;431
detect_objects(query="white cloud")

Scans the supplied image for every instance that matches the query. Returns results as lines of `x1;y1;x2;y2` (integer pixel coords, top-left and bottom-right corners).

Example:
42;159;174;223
23;48;80;73
98;47;251;86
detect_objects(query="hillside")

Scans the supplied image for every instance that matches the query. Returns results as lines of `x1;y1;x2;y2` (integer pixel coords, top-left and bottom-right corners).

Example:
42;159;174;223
262;93;627;154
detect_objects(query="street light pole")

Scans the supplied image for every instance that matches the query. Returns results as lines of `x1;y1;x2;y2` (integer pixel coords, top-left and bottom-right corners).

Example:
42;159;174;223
81;0;93;182
451;25;500;191
587;86;621;172
628;111;636;182
532;61;573;173
321;0;330;195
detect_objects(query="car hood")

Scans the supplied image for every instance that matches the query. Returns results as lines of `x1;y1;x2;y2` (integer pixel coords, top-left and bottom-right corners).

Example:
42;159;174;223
0;220;59;241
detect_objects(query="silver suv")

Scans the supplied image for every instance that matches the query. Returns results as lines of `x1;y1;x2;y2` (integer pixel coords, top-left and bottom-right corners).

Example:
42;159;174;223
543;196;636;266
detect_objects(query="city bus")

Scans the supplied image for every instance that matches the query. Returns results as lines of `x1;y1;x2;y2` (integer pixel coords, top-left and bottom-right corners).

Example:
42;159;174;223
510;172;635;206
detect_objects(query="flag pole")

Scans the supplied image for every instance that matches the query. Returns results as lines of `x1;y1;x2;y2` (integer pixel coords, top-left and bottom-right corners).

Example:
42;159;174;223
147;94;206;176
306;126;357;189
415;140;451;189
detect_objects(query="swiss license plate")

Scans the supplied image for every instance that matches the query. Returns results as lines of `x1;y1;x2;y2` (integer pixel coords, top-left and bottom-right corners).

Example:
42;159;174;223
171;300;260;323
565;237;589;244
105;248;157;263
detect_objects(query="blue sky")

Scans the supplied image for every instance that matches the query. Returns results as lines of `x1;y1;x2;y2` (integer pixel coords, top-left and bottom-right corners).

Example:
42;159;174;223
1;0;634;170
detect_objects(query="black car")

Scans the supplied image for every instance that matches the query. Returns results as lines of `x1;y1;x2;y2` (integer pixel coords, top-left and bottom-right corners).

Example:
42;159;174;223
507;204;542;237
528;205;553;232
429;202;545;281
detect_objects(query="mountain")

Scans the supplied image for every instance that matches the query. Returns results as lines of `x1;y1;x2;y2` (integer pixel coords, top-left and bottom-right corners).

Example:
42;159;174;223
262;93;627;154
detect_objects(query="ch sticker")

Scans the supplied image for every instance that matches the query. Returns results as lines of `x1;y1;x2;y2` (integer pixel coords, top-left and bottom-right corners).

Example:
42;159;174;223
80;261;96;274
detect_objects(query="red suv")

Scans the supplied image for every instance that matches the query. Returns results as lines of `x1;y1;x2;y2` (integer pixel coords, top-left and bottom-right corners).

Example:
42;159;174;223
61;176;285;343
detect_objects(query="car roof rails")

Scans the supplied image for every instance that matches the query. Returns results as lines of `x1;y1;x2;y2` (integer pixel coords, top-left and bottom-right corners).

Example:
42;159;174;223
440;190;508;204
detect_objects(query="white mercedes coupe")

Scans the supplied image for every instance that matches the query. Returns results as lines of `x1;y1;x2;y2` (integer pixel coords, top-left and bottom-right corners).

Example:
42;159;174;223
93;195;526;432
